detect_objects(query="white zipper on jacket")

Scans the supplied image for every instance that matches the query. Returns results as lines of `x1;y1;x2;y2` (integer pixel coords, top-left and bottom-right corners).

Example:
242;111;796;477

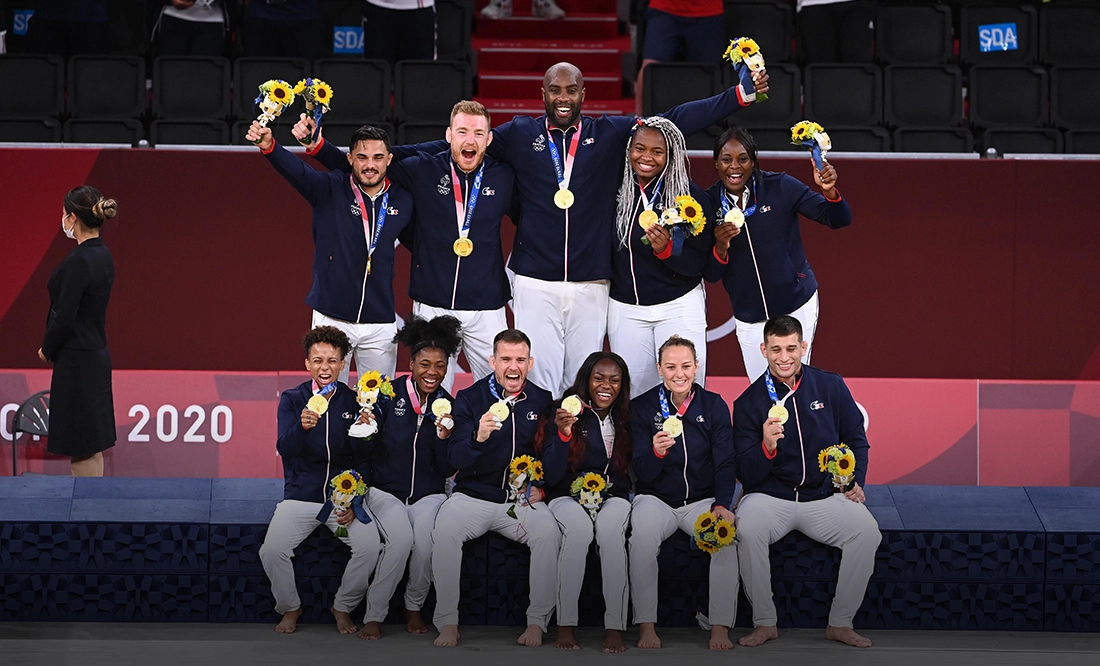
743;222;770;320
794;395;805;502
682;429;690;504
450;175;467;309
409;412;424;504
499;393;524;490
627;197;643;304
323;387;333;504
356;198;374;321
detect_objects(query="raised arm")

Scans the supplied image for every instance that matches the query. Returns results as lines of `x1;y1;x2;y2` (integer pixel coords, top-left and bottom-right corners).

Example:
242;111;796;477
246;122;330;208
788;171;851;229
660;72;769;136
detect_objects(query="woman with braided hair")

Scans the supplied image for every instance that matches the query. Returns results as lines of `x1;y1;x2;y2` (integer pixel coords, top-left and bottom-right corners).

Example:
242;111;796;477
38;185;118;476
358;314;463;639
608;116;716;396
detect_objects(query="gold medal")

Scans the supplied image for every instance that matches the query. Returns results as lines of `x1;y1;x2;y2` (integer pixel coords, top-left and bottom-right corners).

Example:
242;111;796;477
431;398;452;417
562;395;583;417
639;209;660;230
453;237;474;257
307;394;329;416
366;257;372;276
489;401;510;421
554;188;575;209
768;404;789;424
662;416;683;438
724;207;745;229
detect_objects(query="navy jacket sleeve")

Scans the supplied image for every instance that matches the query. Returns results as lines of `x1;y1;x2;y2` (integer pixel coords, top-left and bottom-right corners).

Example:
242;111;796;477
835;380;870;487
662;86;748;137
709;395;738;509
386;153;420;191
447;390;487;469
786;174;852;229
485;119;515;161
541;414;571;488
660;184;716;277
276;392;309;460
432;423;457;478
631;402;664;483
312;138;349;173
392;139;448;160
41;257;90;361
701;247;729;284
264;142;329;208
733;395;774;490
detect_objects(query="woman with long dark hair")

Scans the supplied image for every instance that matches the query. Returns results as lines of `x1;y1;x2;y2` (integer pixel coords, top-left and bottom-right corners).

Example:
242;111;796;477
38;185;118;476
537;351;633;653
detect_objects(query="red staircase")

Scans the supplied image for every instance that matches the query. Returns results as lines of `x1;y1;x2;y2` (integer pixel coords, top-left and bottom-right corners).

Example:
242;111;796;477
471;0;635;126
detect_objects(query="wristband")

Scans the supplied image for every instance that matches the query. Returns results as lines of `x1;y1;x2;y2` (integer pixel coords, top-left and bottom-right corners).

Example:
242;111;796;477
653;444;668;459
762;440;778;460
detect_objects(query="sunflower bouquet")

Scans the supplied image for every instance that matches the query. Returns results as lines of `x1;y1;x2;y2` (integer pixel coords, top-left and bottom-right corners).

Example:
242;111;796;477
292;78;334;144
791;120;832;170
723;37;768;103
641;194;707;256
818;443;856;491
693;510;736;555
347;370;395;438
570;471;612;521
329;469;368;537
254;79;296;128
506;454;545;518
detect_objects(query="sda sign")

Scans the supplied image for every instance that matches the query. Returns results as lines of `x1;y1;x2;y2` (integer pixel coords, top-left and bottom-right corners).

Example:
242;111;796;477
978;22;1019;53
333;26;364;55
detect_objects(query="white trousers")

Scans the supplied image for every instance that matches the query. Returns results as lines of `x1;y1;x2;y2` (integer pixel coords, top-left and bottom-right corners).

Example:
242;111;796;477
628;495;739;627
362;490;447;622
312;311;398;385
548;495;631;630
412;302;507;394
735;290;819;381
607;283;708;397
431;491;562;630
737;492;881;628
259;499;382;614
512;274;610;397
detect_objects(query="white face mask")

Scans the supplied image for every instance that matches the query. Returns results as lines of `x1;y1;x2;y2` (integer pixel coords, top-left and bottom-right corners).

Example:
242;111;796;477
61;213;76;240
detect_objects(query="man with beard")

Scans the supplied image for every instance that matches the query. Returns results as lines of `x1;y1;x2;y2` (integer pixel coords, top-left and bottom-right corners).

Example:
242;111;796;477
247;122;413;380
296;101;513;393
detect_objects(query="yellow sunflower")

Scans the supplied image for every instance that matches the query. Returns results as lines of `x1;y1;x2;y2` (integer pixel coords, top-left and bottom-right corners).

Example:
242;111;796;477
818;449;830;473
791;120;825;145
312;81;334;106
530;460;545;481
836;452;856;475
510;455;535;476
675;195;706;235
582;472;606;493
694;511;715;534
737;38;760;57
358;370;383;392
267;80;295;106
331;471;357;492
714;518;735;547
696;539;719;555
293;79;308;95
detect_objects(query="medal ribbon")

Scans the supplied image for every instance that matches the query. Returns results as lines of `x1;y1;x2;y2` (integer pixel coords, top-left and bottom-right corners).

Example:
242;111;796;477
312;381;337;397
405;375;427;415
545;119;583;192
450;160;484;241
658;386;695;420
764;371;802;407
720;173;758;219
349;175;389;267
639;174;664;212
489;374;522;404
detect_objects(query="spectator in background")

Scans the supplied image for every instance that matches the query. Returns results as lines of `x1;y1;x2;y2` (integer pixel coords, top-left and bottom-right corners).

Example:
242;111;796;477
635;0;726;114
363;0;436;67
245;0;324;62
481;0;565;20
153;1;228;57
796;0;875;63
26;0;109;58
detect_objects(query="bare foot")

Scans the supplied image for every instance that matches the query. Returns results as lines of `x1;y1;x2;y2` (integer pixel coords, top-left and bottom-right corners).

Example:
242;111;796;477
517;624;544;647
358;621;382;640
405;609;429;634
434;624;460;647
739;625;778;647
710;625;734;650
331;606;357;634
602;629;627;653
637;622;661;649
555;626;579;649
275;608;303;634
826;625;872;648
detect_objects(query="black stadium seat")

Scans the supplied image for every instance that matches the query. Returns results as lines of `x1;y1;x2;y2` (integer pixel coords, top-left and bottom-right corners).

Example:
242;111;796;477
876;4;953;64
824;126;890;152
1065;130;1100;154
1050;67;1100;130
398;122;450;145
321;121;396;147
0;55;64;119
153;57;232;120
394;60;472;124
436;0;473;62
884;65;963;128
804;64;882;126
724;63;801;128
0;118;62;142
968;66;1048;129
233;57;310;122
230;119;299;148
983;128;1063;154
63;119;144;146
747;126;801;152
724;1;794;63
315;59;391;124
1039;2;1100;66
150;120;230;146
893;128;975;153
67;56;145;120
642;62;721;117
960;4;1038;66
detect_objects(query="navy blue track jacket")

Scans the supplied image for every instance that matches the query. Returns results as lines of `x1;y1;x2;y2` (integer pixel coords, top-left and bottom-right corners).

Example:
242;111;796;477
370;375;456;504
540;406;632;501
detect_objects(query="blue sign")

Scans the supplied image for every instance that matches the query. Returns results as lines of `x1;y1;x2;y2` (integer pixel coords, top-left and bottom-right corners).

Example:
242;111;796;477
13;9;34;36
333;26;364;55
978;22;1019;53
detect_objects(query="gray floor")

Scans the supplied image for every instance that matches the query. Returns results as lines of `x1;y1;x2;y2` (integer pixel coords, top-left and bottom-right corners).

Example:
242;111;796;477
2;623;1100;665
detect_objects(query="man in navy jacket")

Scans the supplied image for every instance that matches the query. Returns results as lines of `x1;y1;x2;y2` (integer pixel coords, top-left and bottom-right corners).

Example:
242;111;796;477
246;121;413;382
732;315;880;649
430;329;557;648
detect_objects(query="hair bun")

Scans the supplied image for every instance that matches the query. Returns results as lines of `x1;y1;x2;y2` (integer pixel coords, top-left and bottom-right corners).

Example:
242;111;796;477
91;198;118;221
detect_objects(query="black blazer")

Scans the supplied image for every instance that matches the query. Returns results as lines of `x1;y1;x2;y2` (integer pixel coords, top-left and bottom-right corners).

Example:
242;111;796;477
42;237;115;361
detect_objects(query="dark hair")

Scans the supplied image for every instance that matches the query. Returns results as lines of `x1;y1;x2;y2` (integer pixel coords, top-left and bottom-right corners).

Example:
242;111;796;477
713;126;759;169
349;125;392;154
763;315;804;343
535;352;633;477
64;185;117;229
302;325;352;359
493;328;532;355
657;335;697;363
393;315;463;359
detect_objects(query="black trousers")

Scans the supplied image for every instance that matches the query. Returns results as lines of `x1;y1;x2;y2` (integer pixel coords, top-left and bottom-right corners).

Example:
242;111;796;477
797;0;875;64
363;4;436;67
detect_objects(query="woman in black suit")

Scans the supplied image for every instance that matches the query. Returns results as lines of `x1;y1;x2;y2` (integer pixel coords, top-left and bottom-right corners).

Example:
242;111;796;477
38;185;118;476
